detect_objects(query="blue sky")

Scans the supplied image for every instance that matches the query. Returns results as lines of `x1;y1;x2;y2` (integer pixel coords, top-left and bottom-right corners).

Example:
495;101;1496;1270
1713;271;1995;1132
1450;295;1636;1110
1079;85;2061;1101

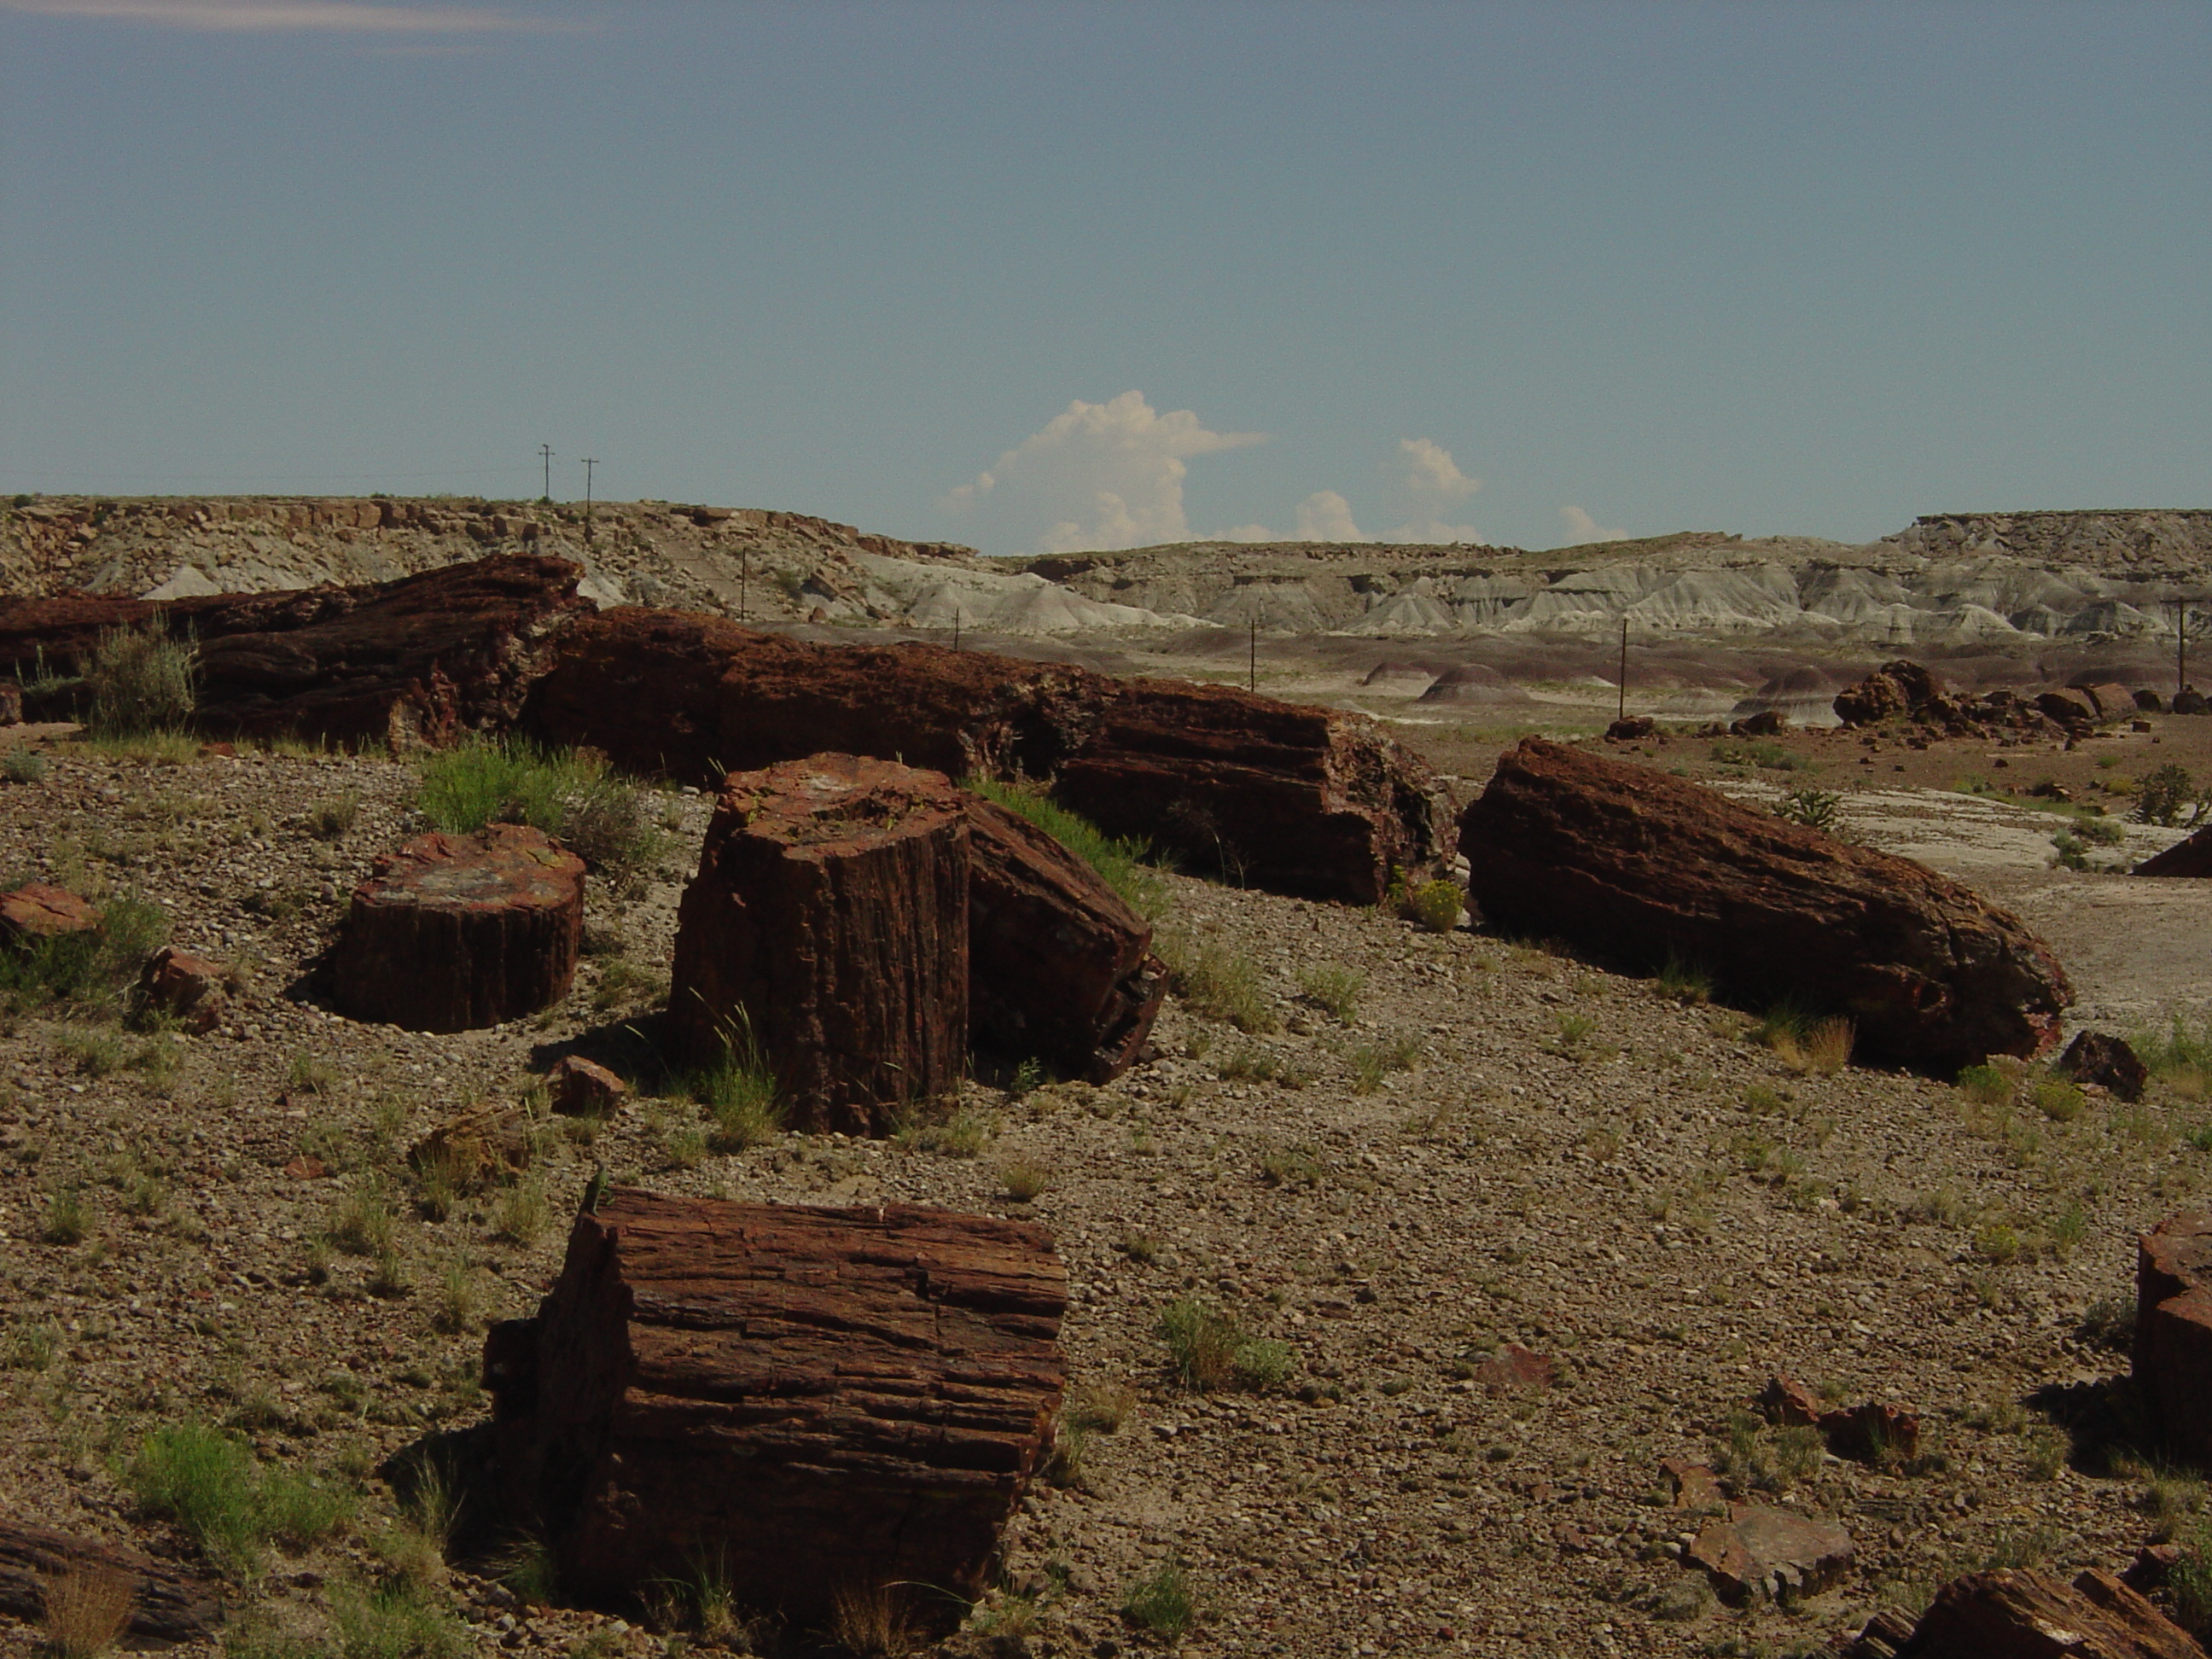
1;1;2206;556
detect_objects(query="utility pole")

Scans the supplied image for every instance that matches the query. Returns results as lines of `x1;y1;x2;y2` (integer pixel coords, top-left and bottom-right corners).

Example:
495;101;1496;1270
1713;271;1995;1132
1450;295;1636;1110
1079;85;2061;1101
953;608;962;652
538;443;553;502
1617;620;1628;724
2180;598;2192;696
580;457;598;545
1249;617;1257;695
739;552;748;623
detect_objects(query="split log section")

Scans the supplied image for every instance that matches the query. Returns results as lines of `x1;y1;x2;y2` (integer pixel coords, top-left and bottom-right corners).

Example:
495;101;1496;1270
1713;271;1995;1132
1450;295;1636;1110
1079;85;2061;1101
667;754;968;1135
483;1190;1066;1627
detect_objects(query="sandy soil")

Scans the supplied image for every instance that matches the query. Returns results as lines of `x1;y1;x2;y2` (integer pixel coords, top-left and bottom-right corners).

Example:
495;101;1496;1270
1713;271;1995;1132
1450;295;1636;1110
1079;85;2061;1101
2;713;2211;1659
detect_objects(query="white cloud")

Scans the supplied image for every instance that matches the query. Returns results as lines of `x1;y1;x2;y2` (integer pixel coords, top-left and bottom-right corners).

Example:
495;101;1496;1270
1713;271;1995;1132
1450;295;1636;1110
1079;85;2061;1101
1292;491;1368;543
1558;504;1627;544
0;0;566;30
942;390;1265;555
1217;523;1278;543
1395;437;1480;502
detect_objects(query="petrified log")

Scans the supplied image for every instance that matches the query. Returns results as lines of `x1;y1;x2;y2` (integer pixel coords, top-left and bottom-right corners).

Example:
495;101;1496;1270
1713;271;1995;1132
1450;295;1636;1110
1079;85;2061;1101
1888;1567;2204;1657
2136;1213;2212;1467
1686;1502;1853;1603
964;795;1166;1083
2135;825;2212;878
333;824;585;1033
1459;739;2072;1072
483;1190;1065;1627
0;1517;224;1644
0;554;590;748
2059;1030;2149;1102
668;754;968;1134
521;608;1454;904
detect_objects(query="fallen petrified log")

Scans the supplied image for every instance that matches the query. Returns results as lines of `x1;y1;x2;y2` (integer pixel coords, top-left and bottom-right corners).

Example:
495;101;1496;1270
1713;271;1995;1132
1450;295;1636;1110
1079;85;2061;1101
0;1517;224;1644
668;754;969;1132
964;795;1166;1082
1833;660;2063;741
521;607;1453;903
2059;1030;2150;1102
0;882;97;946
2135;824;2212;878
1860;1567;2205;1657
1459;739;2072;1072
0;554;590;748
2136;1212;2212;1467
333;824;585;1032
482;1190;1065;1629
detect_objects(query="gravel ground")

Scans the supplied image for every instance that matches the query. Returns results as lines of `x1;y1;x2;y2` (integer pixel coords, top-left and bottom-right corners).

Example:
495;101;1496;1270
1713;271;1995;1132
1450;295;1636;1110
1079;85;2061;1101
0;726;2205;1659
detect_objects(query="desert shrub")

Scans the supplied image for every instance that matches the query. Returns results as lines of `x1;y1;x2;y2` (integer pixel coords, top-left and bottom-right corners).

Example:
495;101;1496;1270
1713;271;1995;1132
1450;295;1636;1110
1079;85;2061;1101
1386;871;1464;933
3;747;47;783
41;1564;134;1659
330;1578;470;1659
1156;1297;1290;1393
1957;1062;2015;1107
688;1021;783;1152
416;741;665;882
2031;1075;2087;1123
2138;763;2209;828
127;1422;348;1570
963;776;1172;921
998;1158;1052;1202
2142;1017;2212;1098
84;620;195;738
2078;814;2128;846
826;1582;917;1659
1774;786;1842;832
0;894;168;1013
309;791;359;841
1295;963;1364;1021
1121;1560;1198;1640
1656;951;1713;1004
1157;932;1276;1033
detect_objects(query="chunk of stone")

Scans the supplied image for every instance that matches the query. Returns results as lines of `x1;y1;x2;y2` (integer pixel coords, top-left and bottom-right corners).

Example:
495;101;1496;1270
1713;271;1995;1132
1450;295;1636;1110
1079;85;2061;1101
547;1055;626;1118
1890;1567;2205;1657
2135;1212;2212;1467
1686;1503;1853;1603
667;754;968;1135
964;795;1166;1083
408;1103;533;1192
1459;738;2072;1071
483;1189;1065;1630
1760;1373;1921;1462
2058;1030;2149;1102
333;824;585;1033
0;882;96;946
137;946;227;1034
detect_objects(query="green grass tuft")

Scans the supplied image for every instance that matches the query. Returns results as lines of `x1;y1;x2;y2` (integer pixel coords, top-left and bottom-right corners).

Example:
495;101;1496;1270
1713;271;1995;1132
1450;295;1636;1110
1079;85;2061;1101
964;776;1173;921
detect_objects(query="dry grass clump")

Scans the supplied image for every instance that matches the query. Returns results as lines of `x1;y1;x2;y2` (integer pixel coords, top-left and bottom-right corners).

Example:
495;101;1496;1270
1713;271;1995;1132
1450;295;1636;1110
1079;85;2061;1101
1157;931;1277;1033
827;1581;919;1658
41;1564;135;1659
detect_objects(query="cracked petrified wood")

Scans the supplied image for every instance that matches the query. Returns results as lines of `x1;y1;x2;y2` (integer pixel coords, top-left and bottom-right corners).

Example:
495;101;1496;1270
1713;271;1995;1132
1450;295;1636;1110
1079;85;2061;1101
964;795;1166;1083
668;754;968;1134
1883;1567;2205;1657
333;824;585;1032
482;1190;1066;1627
1460;738;2072;1072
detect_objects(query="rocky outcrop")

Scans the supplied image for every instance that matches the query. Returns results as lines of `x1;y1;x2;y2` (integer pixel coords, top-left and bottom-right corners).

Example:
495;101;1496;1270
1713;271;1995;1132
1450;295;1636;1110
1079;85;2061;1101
0;554;592;748
483;1190;1065;1629
333;824;585;1032
1459;740;2072;1071
2135;1212;2212;1468
965;795;1166;1082
523;608;1454;904
1870;1567;2206;1657
667;754;969;1134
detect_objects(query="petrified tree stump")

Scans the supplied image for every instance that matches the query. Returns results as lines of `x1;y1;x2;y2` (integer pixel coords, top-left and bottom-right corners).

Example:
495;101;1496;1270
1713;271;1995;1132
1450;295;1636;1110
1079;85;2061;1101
1881;1567;2203;1657
2136;1212;2212;1467
668;754;968;1135
0;1518;224;1644
483;1189;1066;1627
964;795;1166;1082
333;824;584;1033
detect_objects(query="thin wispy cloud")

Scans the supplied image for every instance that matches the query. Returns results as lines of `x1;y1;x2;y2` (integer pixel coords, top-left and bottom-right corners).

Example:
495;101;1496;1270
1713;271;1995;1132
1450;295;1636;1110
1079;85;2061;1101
0;0;574;32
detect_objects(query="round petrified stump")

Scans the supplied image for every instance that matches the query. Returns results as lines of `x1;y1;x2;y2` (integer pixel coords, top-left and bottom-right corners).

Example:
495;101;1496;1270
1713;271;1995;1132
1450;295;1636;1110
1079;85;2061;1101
334;824;585;1033
669;752;968;1134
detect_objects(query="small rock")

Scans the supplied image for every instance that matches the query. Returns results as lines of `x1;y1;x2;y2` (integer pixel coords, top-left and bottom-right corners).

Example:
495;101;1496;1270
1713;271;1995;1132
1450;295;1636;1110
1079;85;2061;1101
137;945;229;1034
1687;1502;1853;1603
0;882;97;946
2058;1030;2149;1102
548;1055;628;1118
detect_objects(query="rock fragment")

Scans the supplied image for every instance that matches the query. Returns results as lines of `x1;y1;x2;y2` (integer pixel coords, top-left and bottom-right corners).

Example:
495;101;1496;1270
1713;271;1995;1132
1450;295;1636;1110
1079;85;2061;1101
137;945;227;1033
547;1055;627;1118
2058;1030;2149;1102
1871;1567;2205;1657
0;882;96;946
1685;1502;1853;1602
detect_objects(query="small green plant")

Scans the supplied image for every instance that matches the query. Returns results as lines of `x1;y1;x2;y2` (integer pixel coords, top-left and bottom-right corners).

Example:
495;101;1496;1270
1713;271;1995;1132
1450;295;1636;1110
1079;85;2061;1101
1158;932;1276;1033
127;1422;348;1570
1774;786;1842;832
493;1173;550;1245
42;1187;90;1246
2023;1425;2068;1481
3;747;48;783
2032;1076;2087;1123
1656;951;1713;1004
894;1103;991;1157
827;1581;917;1659
416;741;666;884
492;1534;561;1608
1349;1036;1421;1094
1231;1338;1295;1390
1395;877;1465;934
432;1262;480;1336
1157;1297;1238;1390
690;1023;783;1152
2051;828;2091;870
327;1178;397;1257
1295;963;1364;1021
1121;1559;1198;1640
329;1576;470;1659
0;894;168;1013
998;1158;1052;1202
309;792;359;841
1958;1063;2015;1107
2170;1518;2212;1630
1258;1144;1324;1186
963;777;1171;921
